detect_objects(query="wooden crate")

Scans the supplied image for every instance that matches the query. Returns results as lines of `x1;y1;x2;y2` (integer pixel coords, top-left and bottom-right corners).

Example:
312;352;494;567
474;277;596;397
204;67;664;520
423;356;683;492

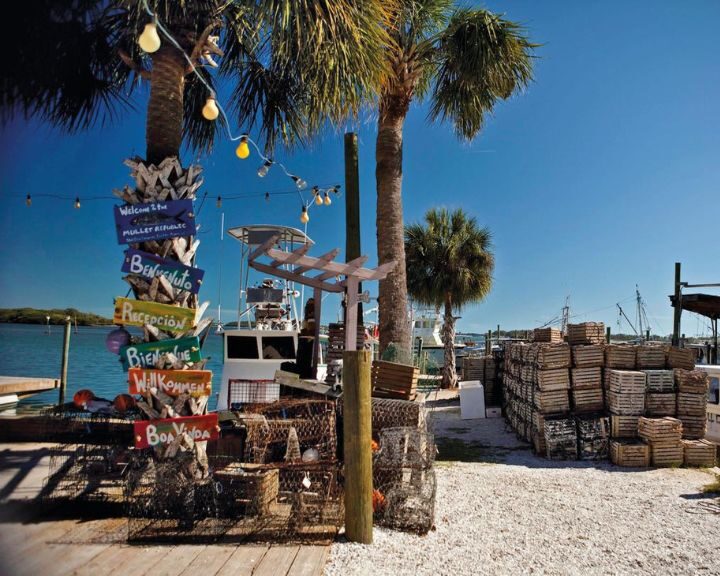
636;345;667;369
610;440;650;467
645;393;676;416
572;344;605;368
644;370;675;393
667;347;696;370
536;368;570;391
638;417;682;444
571;367;602;390
214;464;279;516
611;415;639;438
650;443;684;467
605;345;637;369
682;439;717;467
607;390;645;415
676;392;707;439
607;370;646;394
533;389;570;415
371;361;419;401
674;369;709;394
535;343;571;370
533;327;562;343
567;322;605;345
572;388;604;413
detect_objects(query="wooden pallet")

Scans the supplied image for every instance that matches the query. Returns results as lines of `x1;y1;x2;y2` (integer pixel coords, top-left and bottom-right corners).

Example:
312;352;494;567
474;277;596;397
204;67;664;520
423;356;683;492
536;368;570;391
572;344;605;368
572;388;604;413
611;415;639;438
370;361;418;401
607;370;646;394
638;417;682;444
610;440;650;467
636;345;667;369
674;369;710;394
535;343;571;370
667;347;696;370
571;367;602;390
533;327;563;343
643;370;675;393
645;393;676;416
533;389;570;415
607;390;645;415
567;322;605;345
650;443;684;467
605;345;637;369
682;439;717;467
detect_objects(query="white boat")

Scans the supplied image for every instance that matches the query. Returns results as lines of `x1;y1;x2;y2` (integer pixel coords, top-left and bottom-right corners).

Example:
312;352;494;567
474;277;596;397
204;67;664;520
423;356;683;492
411;309;466;369
218;225;323;410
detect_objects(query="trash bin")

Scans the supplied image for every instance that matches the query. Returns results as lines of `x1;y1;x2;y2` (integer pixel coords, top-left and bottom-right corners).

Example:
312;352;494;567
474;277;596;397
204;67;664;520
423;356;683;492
459;380;485;420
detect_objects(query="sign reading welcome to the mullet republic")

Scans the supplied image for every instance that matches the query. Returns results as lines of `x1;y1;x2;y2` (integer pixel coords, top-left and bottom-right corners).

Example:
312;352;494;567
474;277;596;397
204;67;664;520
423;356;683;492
128;368;212;397
134;413;219;449
113;297;196;334
120;336;201;371
114;199;196;244
122;249;204;294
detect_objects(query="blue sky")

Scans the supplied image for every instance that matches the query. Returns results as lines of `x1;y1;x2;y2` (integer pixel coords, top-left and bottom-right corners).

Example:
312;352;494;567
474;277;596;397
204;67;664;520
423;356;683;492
0;1;718;337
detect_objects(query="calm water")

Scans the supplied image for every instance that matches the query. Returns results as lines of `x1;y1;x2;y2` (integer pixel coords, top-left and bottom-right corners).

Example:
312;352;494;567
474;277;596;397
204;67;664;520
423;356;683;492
0;323;223;413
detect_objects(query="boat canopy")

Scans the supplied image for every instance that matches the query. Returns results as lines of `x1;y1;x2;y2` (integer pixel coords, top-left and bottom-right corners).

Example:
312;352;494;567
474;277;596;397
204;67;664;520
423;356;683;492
227;224;313;247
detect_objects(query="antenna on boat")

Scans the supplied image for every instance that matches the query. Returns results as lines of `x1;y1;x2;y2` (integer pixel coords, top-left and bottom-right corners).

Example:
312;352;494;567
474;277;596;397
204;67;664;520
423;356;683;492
217;211;224;332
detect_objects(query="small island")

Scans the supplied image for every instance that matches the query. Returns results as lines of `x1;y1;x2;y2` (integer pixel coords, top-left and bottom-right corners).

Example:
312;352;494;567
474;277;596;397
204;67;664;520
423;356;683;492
0;308;113;326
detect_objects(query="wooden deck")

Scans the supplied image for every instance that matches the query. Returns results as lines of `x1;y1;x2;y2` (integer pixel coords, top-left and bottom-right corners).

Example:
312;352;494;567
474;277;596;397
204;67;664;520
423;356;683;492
0;375;60;396
0;443;329;576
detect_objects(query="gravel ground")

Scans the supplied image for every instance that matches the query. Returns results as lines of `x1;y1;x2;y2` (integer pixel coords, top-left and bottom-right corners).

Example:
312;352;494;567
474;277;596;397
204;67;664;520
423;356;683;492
326;406;720;576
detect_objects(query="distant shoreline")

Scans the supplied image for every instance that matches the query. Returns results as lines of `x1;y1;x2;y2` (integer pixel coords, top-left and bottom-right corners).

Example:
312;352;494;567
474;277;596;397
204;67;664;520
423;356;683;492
0;308;112;326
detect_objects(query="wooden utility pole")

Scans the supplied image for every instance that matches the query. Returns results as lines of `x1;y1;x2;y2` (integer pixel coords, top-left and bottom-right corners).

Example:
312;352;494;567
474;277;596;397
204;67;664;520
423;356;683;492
58;317;71;406
672;262;682;346
345;133;363;322
606;326;611;344
486;330;492;355
342;349;373;543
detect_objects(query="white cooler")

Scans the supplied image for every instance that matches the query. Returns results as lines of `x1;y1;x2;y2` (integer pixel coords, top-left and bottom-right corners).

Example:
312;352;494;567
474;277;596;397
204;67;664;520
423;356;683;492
459;380;486;419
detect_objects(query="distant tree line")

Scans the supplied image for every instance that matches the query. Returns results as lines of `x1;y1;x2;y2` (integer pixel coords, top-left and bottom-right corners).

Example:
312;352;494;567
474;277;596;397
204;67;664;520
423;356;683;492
0;308;112;325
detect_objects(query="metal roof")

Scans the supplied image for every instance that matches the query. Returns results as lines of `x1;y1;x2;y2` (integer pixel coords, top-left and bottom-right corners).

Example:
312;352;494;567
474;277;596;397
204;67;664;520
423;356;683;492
669;293;720;320
226;224;313;247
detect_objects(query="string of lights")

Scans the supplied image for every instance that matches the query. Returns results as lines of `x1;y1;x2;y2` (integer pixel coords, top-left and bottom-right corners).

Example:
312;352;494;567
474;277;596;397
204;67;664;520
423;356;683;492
137;0;339;223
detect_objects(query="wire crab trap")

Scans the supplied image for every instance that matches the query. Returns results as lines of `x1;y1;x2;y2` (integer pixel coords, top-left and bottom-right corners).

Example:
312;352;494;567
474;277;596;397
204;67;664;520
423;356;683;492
40;407;140;507
338;396;429;437
576;413;610;461
372;427;437;535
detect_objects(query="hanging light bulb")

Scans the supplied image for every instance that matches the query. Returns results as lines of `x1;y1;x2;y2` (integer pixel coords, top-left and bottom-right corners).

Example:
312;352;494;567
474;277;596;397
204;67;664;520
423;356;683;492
202;97;219;121
235;136;250;159
291;175;307;190
216;196;222;208
265;192;270;202
138;22;161;53
257;159;272;177
313;186;323;206
74;197;81;209
300;205;310;224
25;194;31;207
324;192;332;206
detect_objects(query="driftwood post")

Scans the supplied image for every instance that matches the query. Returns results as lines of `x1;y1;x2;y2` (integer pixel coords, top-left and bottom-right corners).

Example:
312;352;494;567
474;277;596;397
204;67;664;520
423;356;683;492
58;317;71;406
343;349;373;544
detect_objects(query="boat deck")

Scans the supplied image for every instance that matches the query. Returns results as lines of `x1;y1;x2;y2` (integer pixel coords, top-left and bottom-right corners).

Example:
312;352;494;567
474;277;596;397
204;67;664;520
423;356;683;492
0;443;329;576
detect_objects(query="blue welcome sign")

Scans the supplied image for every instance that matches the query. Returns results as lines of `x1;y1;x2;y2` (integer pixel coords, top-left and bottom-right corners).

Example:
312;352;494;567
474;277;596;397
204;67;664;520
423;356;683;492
122;249;204;294
114;199;196;244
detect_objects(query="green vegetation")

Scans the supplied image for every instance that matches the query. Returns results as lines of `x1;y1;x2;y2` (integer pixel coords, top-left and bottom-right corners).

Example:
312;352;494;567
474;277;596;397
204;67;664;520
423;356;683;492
702;474;720;494
406;208;494;388
0;308;112;326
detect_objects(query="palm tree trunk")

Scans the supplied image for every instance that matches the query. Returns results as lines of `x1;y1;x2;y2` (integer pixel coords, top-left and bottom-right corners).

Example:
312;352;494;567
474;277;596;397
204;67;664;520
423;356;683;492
442;295;457;389
376;103;411;355
146;45;185;165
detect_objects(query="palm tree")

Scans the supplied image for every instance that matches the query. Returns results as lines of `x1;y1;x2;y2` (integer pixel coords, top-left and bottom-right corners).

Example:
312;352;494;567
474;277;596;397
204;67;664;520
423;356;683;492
376;1;535;354
405;208;494;388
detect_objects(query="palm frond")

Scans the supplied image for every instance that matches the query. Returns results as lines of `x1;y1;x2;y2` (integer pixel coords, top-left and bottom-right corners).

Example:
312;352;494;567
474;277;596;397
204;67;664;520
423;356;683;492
428;8;537;140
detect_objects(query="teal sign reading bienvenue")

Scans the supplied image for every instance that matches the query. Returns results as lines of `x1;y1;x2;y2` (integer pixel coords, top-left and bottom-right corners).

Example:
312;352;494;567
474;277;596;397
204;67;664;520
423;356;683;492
119;336;201;371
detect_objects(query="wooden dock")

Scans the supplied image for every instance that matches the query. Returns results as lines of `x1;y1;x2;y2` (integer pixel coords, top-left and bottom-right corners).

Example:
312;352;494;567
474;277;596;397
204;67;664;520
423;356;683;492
0;375;59;402
0;443;330;576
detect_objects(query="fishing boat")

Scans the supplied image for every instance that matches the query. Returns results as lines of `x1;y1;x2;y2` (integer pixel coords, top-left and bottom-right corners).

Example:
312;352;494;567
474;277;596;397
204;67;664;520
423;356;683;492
411;308;467;369
217;225;321;410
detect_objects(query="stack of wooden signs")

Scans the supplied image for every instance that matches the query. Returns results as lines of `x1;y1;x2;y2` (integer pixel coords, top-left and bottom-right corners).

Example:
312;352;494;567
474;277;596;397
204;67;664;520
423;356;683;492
111;157;217;467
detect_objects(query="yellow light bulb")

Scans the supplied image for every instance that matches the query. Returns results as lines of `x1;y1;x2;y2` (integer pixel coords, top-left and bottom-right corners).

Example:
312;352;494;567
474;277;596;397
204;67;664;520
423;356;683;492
202;97;219;121
235;138;250;159
314;193;323;206
74;197;81;209
138;22;161;53
300;207;310;224
324;193;332;206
